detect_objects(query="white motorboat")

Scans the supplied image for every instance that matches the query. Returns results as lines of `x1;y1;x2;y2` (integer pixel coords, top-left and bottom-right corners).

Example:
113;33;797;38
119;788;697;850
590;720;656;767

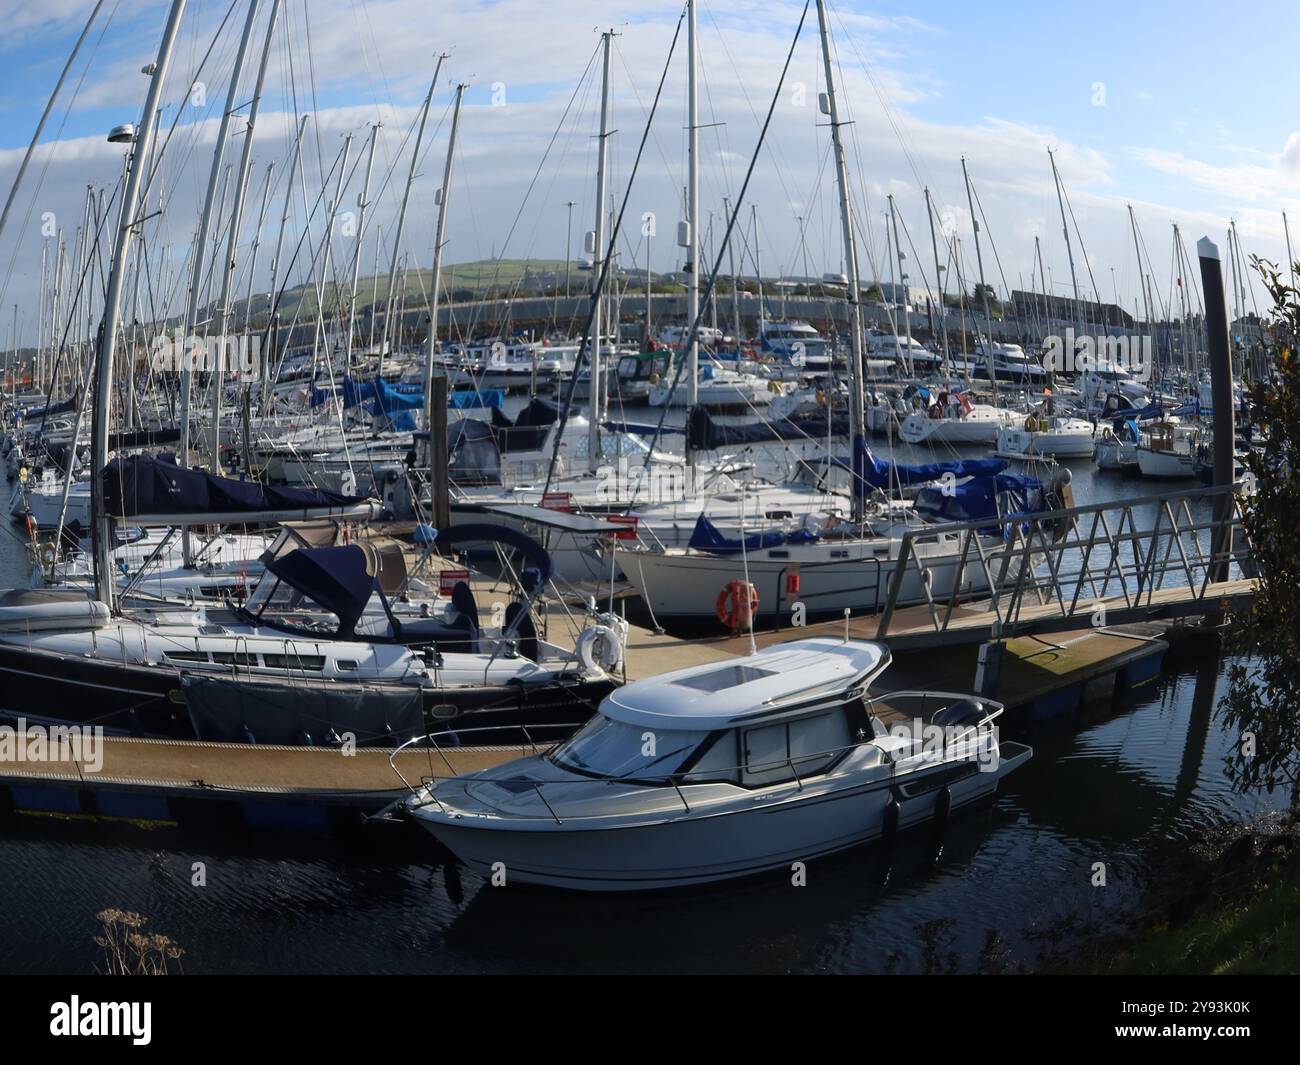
400;637;1032;891
649;361;774;412
995;415;1095;459
758;319;832;373
1092;421;1140;471
1135;420;1199;479
898;396;1021;446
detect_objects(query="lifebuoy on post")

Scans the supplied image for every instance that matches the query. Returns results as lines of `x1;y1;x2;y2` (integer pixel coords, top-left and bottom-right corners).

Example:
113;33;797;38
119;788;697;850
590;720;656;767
715;580;758;632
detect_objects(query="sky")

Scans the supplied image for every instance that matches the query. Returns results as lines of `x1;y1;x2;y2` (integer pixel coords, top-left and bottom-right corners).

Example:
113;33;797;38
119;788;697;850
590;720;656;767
0;0;1297;345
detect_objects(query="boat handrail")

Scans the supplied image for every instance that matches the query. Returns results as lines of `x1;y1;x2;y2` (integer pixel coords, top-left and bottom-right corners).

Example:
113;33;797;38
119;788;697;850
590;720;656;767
392;699;1006;823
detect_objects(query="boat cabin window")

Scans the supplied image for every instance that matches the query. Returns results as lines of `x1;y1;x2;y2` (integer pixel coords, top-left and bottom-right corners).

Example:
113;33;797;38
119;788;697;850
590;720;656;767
741;710;852;787
550;715;708;780
681;730;740;784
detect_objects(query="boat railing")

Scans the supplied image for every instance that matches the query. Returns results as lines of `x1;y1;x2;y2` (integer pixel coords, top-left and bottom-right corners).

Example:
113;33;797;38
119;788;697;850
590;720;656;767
864;690;1005;763
874;480;1254;643
390;707;1004;825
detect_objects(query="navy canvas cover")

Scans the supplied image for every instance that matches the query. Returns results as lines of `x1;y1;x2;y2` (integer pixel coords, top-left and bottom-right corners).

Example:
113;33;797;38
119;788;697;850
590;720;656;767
266;544;376;638
103;453;367;517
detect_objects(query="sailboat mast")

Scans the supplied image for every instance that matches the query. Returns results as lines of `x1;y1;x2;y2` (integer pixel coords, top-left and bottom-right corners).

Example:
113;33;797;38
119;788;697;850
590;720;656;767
179;0;261;471
685;0;700;422
211;0;283;471
92;0;188;610
814;0;866;522
924;187;948;378
345;123;380;365
888;194;914;376
1048;148;1084;338
425;83;465;405
379;55;445;379
963;156;997;395
587;30;612;475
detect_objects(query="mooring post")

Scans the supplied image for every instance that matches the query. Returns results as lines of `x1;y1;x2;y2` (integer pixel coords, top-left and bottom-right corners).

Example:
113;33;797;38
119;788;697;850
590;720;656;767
975;621;1004;699
428;373;450;532
1196;237;1236;587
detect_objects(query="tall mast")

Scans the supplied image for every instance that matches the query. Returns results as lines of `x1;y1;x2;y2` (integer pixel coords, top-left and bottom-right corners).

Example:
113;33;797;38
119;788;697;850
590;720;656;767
1128;203;1154;339
724;195;740;351
587;31;613;474
92;0;188;609
815;0;865;522
1048;148;1084;336
425;84;465;407
888;194;913;376
685;0;700;425
963;156;997;396
261;113;309;413
345;123;380;365
211;0;282;471
924;186;948;378
179;0;261;471
379;55;446;379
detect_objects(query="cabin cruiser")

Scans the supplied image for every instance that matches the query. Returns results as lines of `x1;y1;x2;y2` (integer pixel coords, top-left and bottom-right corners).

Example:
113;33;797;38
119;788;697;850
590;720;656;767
648;360;774;412
1081;359;1149;411
758;320;832;373
898;391;1021;446
865;332;937;377
400;637;1032;890
1135;421;1199;479
1093;421;1140;471
975;340;1047;386
995;412;1095;459
436;338;576;393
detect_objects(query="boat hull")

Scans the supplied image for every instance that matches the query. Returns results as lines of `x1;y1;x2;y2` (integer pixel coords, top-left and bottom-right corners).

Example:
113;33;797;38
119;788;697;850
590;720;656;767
617;540;993;634
415;744;1031;891
0;641;609;744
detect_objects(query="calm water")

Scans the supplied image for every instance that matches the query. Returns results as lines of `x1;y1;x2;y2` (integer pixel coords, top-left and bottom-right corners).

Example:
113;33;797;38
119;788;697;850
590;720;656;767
0;427;1271;974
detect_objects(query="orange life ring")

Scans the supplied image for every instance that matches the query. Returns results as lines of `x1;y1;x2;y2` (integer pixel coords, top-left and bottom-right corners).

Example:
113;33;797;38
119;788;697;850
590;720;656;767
715;580;759;631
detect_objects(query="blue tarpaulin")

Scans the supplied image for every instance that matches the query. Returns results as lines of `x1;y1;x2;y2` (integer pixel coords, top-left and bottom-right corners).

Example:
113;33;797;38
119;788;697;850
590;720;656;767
687;514;819;554
103;454;367;518
913;473;1045;532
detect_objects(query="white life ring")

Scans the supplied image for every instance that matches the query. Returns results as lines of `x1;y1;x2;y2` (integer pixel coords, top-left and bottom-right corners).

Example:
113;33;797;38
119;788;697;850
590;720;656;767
576;624;623;673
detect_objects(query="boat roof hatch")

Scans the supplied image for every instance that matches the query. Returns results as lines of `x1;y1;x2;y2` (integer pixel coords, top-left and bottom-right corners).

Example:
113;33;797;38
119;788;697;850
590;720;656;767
602;638;890;730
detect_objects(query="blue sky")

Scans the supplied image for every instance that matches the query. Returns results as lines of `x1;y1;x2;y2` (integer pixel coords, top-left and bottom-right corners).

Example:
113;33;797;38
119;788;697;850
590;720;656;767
0;0;1293;342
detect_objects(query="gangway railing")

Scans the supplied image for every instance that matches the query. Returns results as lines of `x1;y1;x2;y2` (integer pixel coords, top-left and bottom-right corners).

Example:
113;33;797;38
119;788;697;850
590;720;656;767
874;481;1254;642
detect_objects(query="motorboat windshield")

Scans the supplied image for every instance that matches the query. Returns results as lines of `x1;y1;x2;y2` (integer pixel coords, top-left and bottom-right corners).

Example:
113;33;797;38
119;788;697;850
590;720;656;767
549;715;711;780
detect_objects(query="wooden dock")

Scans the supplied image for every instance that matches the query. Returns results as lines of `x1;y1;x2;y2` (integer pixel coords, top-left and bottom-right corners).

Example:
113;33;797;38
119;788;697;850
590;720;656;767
0;736;538;829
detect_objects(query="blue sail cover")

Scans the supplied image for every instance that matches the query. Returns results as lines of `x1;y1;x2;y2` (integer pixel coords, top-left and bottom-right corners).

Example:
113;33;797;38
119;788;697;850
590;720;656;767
103;454;368;518
859;442;1007;490
913;473;1045;531
313;377;504;414
687;406;852;450
687;514;818;554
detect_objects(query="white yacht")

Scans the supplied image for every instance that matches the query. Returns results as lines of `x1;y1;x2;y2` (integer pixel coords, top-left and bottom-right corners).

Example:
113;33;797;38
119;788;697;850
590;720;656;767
759;320;832;373
1135;421;1199;479
400;637;1031;891
898;394;1021;446
995;415;1095;459
648;361;774;412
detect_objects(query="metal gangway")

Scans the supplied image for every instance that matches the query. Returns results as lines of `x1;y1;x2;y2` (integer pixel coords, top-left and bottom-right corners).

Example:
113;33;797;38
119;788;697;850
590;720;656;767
872;481;1256;650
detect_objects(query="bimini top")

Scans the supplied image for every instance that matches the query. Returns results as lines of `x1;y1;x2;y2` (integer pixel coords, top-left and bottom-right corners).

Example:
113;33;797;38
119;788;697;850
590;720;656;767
602;638;889;731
